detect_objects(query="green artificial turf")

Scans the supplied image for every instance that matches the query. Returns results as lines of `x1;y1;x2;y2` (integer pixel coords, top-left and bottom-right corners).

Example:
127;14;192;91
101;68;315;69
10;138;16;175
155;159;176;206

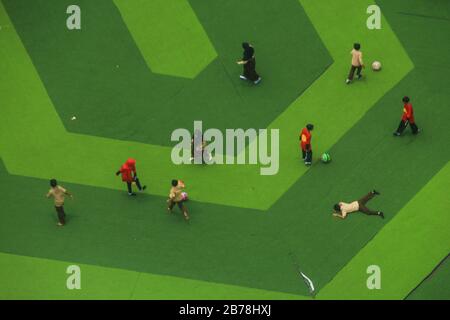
0;69;448;296
114;0;217;79
317;162;450;299
0;0;449;299
0;0;412;210
2;0;331;146
0;252;305;300
407;256;450;300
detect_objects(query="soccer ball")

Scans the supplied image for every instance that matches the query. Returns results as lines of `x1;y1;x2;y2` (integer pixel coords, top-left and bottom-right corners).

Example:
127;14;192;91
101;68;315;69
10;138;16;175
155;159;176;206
321;152;331;163
372;61;382;71
181;192;189;201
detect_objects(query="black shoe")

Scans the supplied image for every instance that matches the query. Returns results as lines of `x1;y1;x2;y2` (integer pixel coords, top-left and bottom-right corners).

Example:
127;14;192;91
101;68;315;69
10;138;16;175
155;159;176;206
357;74;362;80
413;128;421;135
373;190;380;195
393;132;401;136
142;185;147;191
128;192;137;196
378;212;385;219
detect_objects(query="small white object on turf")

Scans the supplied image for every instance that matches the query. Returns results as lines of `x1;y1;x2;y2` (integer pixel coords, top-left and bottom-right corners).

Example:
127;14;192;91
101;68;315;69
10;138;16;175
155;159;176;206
372;61;382;71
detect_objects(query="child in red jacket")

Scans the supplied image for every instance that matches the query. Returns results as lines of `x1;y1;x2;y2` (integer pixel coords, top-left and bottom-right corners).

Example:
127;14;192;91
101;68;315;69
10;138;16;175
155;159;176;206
300;124;314;166
394;96;420;136
116;158;147;196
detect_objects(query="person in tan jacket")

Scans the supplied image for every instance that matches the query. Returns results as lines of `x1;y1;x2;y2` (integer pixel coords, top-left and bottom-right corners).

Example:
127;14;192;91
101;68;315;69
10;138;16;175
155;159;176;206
46;179;73;226
346;43;365;84
167;179;189;220
333;190;384;219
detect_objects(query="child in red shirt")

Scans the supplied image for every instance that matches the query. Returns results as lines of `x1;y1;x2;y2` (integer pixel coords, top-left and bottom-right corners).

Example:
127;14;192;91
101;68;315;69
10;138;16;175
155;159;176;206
300;124;314;166
394;96;420;136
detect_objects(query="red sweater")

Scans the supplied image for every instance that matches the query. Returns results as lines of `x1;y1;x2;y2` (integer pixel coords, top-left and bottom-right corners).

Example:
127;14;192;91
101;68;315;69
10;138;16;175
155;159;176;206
118;158;137;182
401;103;415;123
300;128;312;151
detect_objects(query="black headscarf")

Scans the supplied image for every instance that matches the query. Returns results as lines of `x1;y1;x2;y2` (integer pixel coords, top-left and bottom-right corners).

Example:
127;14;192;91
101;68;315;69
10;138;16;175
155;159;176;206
242;42;254;61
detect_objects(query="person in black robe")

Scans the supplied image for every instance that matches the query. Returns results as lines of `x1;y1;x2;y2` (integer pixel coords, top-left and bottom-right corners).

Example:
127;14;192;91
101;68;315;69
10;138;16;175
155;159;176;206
236;42;261;84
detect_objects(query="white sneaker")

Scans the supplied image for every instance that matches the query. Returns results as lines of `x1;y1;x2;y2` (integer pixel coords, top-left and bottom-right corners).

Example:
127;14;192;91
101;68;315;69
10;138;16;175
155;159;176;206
239;75;247;80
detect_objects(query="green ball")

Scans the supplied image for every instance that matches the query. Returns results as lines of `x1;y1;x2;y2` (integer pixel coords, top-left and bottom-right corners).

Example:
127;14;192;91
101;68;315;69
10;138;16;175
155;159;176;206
321;152;331;163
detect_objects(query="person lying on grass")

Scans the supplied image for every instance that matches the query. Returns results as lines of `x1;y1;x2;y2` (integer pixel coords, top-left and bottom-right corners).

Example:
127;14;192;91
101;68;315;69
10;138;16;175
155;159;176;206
333;190;384;219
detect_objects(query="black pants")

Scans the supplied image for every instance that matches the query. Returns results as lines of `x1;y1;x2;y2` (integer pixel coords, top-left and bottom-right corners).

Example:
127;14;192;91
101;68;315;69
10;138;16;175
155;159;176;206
396;120;419;135
192;145;206;164
55;206;66;225
357;192;379;215
127;178;143;194
302;149;312;164
348;65;362;80
243;58;260;81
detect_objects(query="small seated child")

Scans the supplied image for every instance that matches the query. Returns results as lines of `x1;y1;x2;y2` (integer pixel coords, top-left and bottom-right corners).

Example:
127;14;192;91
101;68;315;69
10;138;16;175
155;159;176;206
191;130;212;163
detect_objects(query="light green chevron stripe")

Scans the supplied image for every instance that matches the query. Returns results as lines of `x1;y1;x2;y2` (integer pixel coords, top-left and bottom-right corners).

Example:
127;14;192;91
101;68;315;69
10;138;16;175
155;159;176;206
0;0;412;209
317;162;450;300
114;0;217;78
0;252;306;299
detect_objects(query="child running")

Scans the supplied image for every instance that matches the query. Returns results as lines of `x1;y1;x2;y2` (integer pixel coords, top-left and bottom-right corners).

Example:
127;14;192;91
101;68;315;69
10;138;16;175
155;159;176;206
116;158;147;196
167;179;190;221
46;179;73;226
346;43;365;84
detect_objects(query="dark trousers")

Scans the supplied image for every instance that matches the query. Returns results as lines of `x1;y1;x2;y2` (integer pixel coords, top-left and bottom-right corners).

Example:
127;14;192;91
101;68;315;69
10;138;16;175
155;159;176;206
348;65;362;80
302;149;312;164
127;178;143;194
396;120;419;135
192;145;206;164
243;58;260;81
55;206;66;224
357;192;378;215
168;199;188;215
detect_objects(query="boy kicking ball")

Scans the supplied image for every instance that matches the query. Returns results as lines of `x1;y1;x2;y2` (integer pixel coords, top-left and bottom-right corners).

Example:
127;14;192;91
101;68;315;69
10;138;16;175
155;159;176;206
346;43;365;84
333;190;384;219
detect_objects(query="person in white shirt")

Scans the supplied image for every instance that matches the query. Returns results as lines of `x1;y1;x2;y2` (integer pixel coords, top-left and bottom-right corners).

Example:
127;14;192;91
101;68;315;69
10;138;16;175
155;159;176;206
333;190;384;219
